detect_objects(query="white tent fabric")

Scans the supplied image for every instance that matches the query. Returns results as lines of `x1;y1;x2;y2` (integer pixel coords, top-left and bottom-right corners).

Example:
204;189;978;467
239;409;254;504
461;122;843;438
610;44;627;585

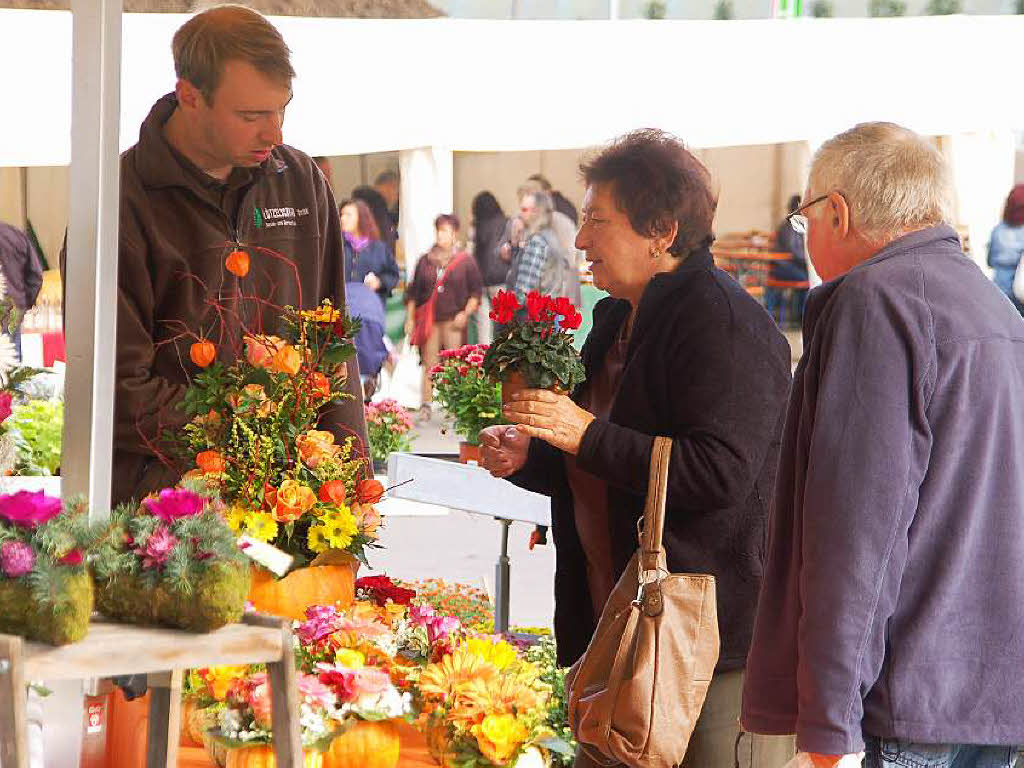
1;11;1022;167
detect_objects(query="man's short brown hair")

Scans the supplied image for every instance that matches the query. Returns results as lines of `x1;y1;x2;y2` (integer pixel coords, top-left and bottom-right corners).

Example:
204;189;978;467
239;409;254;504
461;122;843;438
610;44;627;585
172;5;295;103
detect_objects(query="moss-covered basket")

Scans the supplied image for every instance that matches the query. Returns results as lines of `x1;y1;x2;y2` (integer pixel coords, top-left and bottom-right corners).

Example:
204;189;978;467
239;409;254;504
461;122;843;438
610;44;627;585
94;561;250;633
0;570;93;645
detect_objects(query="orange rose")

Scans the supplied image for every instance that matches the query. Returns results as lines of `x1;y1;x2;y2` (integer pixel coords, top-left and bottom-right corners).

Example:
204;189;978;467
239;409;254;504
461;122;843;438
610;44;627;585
270;344;302;376
196;450;225;474
296;430;341;469
353;503;381;540
356;478;385;505
318;479;348;504
243;334;285;369
271;479;316;523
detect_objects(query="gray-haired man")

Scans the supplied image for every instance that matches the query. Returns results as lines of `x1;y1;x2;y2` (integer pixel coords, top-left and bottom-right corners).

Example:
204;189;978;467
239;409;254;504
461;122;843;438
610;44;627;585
741;122;1024;768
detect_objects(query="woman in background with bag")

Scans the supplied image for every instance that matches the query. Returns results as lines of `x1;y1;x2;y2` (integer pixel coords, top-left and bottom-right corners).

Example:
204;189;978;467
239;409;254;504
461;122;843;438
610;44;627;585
405;213;483;420
480;130;794;767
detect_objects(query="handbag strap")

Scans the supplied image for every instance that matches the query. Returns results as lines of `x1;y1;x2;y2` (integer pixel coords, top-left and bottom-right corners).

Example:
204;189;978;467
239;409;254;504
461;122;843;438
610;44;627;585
639;436;673;573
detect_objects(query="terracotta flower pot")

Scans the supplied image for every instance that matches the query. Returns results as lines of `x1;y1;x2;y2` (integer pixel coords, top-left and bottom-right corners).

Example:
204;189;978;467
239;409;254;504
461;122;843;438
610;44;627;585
500;370;568;408
247;554;359;621
458;441;481;465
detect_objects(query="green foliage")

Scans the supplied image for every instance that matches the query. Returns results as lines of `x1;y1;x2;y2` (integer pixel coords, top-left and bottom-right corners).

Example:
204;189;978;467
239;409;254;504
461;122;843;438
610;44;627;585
925;0;961;12
811;0;833;15
9;399;63;475
645;0;667;18
431;347;503;445
484;323;585;394
524;637;576;766
869;0;907;14
713;0;734;19
91;498;250;631
1017;0;1023;14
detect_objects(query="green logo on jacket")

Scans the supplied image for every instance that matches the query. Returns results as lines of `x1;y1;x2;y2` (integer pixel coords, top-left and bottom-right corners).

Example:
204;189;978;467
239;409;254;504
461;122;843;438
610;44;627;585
253;207;263;228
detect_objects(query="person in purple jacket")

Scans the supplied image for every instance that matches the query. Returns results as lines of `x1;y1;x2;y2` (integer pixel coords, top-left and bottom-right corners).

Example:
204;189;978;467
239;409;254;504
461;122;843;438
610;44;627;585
741;122;1024;768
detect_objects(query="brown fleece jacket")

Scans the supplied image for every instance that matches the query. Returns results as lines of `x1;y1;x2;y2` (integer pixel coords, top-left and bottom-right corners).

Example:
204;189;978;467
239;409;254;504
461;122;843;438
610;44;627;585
109;94;367;504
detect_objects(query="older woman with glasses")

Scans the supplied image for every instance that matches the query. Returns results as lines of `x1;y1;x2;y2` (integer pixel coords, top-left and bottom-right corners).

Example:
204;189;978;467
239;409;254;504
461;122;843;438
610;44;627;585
479;129;794;768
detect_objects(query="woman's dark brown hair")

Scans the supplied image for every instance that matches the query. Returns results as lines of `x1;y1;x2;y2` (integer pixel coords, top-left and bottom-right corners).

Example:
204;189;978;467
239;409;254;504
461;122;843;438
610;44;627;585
580;128;717;257
339;199;381;242
1004;184;1024;227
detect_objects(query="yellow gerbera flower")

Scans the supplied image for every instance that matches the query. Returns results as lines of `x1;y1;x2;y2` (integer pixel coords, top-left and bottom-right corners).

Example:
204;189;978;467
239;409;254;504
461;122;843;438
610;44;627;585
307;524;330;553
224;505;248;534
463;637;518;671
419;648;499;704
244;511;278;543
320;506;358;549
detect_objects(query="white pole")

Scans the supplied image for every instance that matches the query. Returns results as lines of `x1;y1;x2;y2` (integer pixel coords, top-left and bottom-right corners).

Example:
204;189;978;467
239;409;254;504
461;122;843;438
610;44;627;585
63;0;122;518
609;0;621;19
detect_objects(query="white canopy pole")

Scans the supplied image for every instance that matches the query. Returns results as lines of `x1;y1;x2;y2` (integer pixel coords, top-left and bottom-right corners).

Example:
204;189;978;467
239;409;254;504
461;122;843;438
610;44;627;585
63;0;122;517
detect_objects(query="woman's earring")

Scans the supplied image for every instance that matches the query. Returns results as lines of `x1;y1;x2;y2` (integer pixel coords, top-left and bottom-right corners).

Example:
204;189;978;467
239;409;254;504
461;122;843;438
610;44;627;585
651;247;661;259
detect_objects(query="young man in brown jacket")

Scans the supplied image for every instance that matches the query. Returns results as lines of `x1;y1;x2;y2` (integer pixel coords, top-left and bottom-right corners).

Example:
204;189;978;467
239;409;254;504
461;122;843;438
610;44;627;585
112;6;367;503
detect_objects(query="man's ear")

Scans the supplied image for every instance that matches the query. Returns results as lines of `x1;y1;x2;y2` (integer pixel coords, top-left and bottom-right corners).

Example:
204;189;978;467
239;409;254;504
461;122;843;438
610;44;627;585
830;192;851;239
175;79;203;111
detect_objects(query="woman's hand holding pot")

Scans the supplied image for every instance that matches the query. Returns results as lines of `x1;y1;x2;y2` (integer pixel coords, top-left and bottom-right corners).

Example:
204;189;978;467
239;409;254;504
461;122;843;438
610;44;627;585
503;389;595;455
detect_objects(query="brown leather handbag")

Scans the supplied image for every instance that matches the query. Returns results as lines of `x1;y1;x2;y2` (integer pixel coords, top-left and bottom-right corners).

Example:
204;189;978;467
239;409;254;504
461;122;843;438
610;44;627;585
566;436;720;768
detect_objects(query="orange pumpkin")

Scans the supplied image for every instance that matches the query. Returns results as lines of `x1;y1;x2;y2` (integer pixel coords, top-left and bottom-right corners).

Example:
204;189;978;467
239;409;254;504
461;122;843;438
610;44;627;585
225;249;250;277
225;745;323;768
191;340;216;368
247;560;358;620
322;720;400;768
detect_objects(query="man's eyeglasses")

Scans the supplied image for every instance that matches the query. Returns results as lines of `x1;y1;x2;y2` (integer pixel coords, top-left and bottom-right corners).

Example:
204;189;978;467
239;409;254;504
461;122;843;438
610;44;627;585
787;193;832;235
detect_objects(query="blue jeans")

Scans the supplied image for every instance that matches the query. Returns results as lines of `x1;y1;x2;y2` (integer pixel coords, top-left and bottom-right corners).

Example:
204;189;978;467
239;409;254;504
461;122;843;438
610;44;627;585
864;737;1021;768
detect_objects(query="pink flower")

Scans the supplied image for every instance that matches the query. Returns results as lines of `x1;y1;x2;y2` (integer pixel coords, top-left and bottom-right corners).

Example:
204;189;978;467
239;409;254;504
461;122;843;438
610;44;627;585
410;604;436;626
316;663;389;703
0;391;12;425
142;488;205;523
1;541;35;577
296;604;343;645
428;614;462;645
297;674;335;709
0;491;62;528
136;526;178;570
458;365;469;376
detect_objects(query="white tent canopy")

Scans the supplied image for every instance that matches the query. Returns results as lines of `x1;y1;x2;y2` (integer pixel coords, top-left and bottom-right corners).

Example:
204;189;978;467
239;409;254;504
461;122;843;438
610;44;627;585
1;11;1023;166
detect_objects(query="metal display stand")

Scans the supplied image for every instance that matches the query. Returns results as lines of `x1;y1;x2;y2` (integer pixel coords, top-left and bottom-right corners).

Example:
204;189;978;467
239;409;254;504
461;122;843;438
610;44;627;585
0;615;304;768
386;453;551;634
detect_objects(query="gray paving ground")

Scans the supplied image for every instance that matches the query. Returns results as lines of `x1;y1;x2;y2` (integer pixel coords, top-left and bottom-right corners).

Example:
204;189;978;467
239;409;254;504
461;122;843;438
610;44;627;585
372;408;557;629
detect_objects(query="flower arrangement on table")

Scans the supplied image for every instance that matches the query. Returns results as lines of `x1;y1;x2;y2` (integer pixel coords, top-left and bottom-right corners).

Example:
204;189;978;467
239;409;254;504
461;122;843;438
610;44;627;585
416;632;571;768
211;670;340;767
0;491;92;644
428;345;503;447
90;487;250;632
181;665;250;751
483;292;585;401
364;399;415;467
177;299;374;566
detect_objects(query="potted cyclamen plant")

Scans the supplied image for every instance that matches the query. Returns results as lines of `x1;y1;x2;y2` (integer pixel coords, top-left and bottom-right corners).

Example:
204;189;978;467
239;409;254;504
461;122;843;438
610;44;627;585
482;291;586;406
428;345;503;464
